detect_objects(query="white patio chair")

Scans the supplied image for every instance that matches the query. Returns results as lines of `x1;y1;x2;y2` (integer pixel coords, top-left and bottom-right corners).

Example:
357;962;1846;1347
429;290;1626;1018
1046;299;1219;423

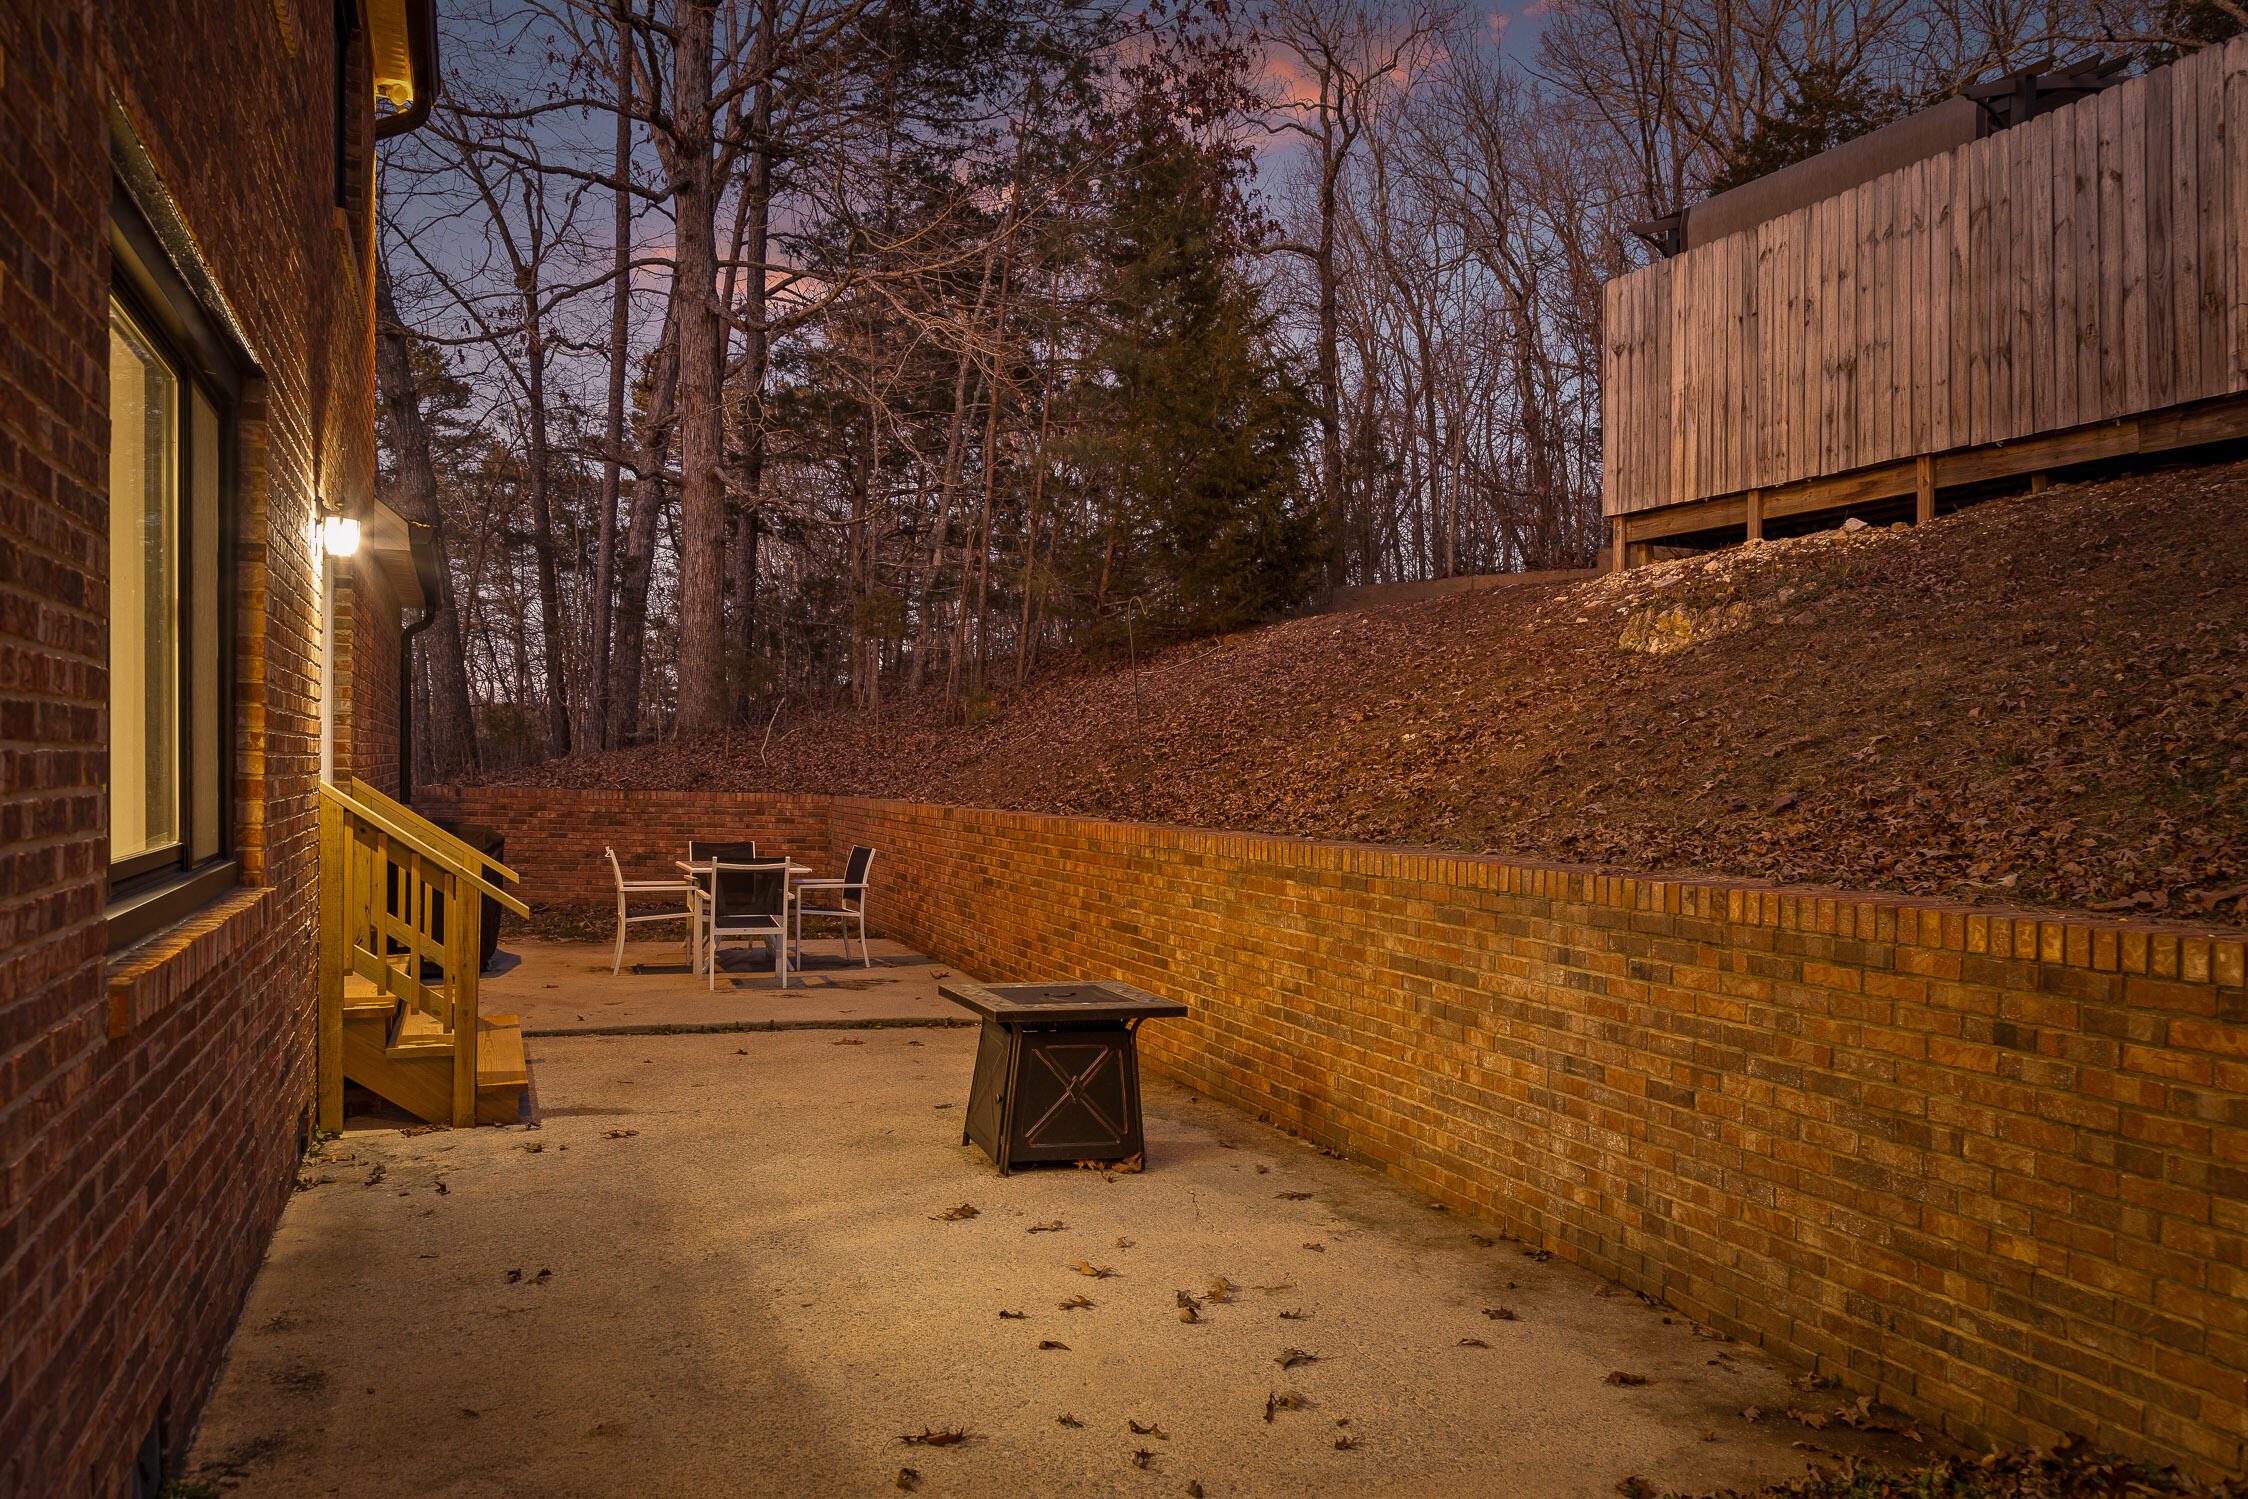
692;860;793;990
792;845;876;967
606;847;694;976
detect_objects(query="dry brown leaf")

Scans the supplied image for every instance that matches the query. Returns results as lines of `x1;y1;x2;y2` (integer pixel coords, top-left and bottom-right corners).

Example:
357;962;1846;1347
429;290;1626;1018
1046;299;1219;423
1275;1191;1312;1201
1275;1347;1319;1369
1069;1261;1115;1278
1483;1307;1518;1320
1129;1420;1168;1439
1027;1221;1067;1233
895;1466;920;1491
898;1428;968;1447
931;1204;979;1221
1605;1371;1649;1386
1059;1294;1095;1311
1039;1340;1070;1351
1056;1414;1083;1428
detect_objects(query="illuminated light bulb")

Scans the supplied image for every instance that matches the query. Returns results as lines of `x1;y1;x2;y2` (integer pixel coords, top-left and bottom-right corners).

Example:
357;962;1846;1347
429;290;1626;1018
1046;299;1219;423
322;514;361;557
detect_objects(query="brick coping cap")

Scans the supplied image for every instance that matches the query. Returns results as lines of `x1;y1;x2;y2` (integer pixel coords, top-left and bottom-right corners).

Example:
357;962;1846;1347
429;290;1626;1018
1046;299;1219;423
423;787;2247;981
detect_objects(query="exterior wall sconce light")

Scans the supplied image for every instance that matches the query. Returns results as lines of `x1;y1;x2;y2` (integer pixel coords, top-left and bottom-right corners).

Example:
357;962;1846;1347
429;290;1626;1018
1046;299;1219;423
322;512;361;557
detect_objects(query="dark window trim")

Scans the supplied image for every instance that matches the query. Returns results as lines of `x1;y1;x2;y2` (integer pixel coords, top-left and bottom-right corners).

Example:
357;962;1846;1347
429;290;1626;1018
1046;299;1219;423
107;861;241;954
107;191;241;950
335;0;364;208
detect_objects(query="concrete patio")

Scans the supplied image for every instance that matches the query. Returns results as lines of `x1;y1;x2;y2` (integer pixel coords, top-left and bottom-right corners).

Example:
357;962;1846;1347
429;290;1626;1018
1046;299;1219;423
186;938;1948;1498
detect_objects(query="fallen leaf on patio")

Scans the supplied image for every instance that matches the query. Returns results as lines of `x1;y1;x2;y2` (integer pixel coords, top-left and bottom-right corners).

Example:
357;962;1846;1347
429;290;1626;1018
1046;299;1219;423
1605;1372;1648;1386
604;1129;639;1139
1264;1390;1310;1422
365;1164;387;1186
1114;1237;1134;1249
1131;1449;1154;1470
933;1104;953;1109
733;1048;748;1055
1522;1248;1552;1262
533;1268;551;1284
1069;1261;1115;1278
1275;1191;1312;1201
401;1124;444;1137
1616;1478;1652;1498
1740;1408;1762;1422
1458;1338;1489;1348
1205;1277;1234;1303
505;1269;522;1284
896;1467;921;1491
1254;1164;1269;1174
1186;1483;1205;1498
1702;1431;1717;1442
932;1204;979;1221
898;1429;969;1447
519;1142;545;1153
1483;1307;1518;1320
1334;1435;1359;1451
1108;1154;1145;1173
434;1179;450;1196
1302;1242;1325;1253
1279;1309;1308;1321
460;1408;479;1419
1129;1420;1168;1439
1056;1414;1083;1428
1027;1221;1067;1234
1275;1348;1319;1369
1790;1372;1836;1392
1785;1408;1829;1430
906;1040;923;1047
1469;1234;1494;1247
832;1038;864;1046
1059;1295;1096;1310
998;1310;1025;1319
1039;1340;1070;1351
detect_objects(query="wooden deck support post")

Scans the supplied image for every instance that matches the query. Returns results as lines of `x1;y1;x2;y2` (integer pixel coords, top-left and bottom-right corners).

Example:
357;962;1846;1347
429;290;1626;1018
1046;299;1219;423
2030;472;2050;493
1745;489;1764;543
1915;455;1936;525
1611;516;1628;573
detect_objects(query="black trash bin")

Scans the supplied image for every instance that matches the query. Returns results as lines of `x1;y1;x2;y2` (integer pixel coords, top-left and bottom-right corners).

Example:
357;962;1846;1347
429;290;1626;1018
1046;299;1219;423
431;820;507;975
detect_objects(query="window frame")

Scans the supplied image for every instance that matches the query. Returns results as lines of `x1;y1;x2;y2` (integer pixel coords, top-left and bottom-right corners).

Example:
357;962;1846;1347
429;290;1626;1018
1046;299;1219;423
106;185;245;949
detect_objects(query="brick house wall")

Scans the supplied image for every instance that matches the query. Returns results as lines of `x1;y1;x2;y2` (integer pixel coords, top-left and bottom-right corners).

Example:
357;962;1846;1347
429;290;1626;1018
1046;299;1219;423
423;785;2248;1481
336;559;402;797
0;1;393;1491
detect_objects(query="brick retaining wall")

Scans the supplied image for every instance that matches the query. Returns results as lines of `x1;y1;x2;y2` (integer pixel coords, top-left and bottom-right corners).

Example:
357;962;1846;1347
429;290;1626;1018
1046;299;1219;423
423;785;2248;1480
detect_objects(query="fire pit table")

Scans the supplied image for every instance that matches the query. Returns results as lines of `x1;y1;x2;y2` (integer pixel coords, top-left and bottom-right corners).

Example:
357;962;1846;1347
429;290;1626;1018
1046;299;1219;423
938;979;1188;1174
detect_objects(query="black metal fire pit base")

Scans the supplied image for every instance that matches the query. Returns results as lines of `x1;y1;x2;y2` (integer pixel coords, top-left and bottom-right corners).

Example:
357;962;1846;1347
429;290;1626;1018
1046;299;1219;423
938;980;1189;1174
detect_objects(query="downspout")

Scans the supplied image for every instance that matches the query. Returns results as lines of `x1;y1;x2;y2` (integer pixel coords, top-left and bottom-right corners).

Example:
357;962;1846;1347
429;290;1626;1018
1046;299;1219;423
400;520;447;803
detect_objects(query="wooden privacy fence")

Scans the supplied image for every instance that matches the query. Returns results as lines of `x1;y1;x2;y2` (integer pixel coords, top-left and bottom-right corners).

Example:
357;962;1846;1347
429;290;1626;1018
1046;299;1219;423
1602;38;2248;528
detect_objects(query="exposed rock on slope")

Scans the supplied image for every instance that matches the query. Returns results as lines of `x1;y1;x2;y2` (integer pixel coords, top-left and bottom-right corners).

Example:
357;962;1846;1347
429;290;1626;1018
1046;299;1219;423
486;461;2248;926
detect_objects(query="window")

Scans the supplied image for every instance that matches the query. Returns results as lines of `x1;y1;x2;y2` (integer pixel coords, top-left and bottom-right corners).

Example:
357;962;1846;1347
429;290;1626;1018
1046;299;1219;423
106;210;237;947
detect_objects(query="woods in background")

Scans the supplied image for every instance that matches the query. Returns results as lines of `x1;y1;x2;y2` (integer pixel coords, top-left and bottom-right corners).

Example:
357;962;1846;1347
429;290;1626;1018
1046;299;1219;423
375;0;2238;777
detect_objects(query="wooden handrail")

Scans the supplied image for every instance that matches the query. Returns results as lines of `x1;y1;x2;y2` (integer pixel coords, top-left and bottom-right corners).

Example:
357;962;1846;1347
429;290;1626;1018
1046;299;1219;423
349;776;525;885
318;781;530;917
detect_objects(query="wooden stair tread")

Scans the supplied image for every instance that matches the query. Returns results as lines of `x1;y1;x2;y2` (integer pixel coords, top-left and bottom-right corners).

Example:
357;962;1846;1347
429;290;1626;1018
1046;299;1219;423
478;1015;527;1092
340;973;394;1019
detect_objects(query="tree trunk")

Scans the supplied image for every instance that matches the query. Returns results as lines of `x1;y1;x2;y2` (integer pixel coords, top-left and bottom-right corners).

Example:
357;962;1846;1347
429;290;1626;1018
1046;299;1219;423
669;0;728;739
608;299;681;746
520;309;572;758
589;4;635;750
729;0;776;716
372;257;479;784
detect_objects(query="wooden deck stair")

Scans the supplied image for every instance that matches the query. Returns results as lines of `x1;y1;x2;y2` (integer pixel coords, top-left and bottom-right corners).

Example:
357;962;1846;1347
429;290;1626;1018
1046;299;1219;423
340;975;529;1125
319;779;531;1130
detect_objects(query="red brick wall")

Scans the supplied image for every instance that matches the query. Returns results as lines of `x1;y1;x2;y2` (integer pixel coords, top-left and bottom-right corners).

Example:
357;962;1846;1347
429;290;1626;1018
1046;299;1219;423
0;1;383;1491
430;785;2248;1481
338;560;401;797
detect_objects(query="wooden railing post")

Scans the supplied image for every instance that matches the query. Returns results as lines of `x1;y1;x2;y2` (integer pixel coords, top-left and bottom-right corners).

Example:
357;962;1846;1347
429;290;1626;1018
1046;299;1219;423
451;865;481;1126
318;793;347;1134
